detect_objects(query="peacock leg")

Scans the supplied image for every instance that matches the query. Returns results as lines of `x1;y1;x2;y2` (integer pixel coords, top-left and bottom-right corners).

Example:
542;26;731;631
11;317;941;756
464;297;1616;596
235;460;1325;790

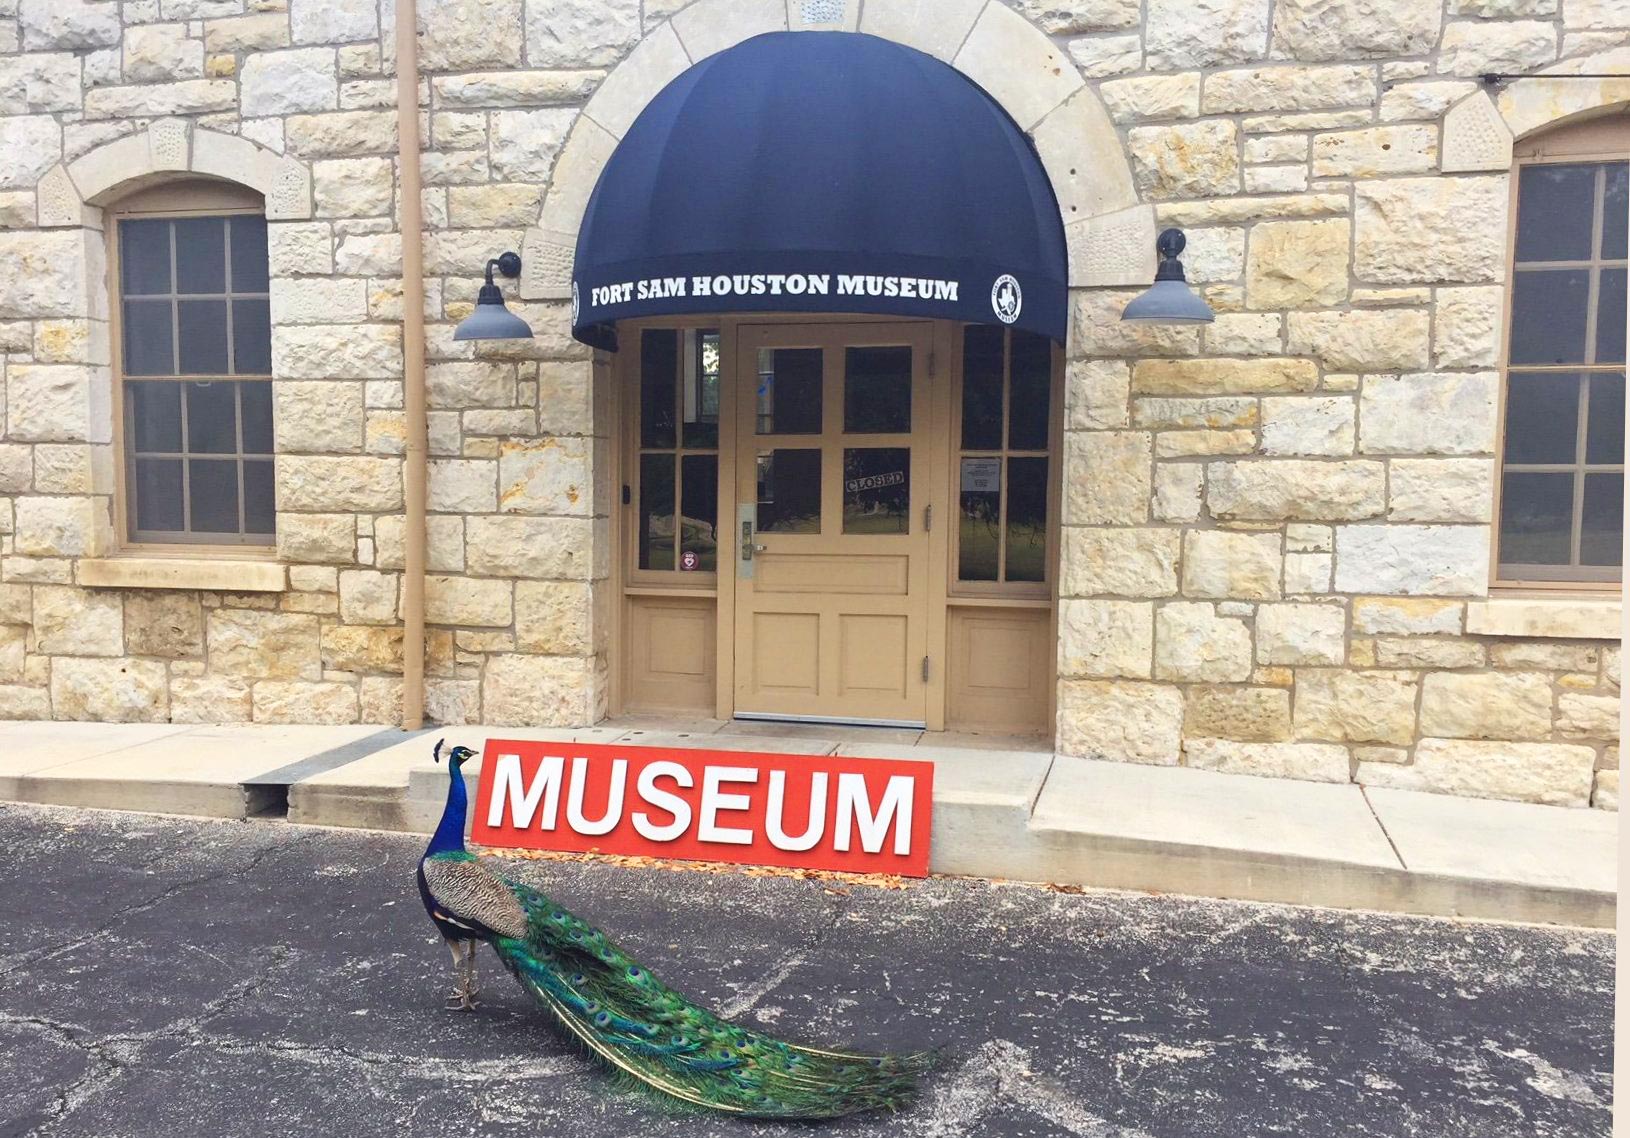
465;939;481;997
445;939;475;1010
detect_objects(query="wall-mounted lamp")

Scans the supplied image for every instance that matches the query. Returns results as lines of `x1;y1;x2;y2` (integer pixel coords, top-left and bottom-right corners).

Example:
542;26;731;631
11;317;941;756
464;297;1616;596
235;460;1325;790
1120;228;1215;325
452;251;534;341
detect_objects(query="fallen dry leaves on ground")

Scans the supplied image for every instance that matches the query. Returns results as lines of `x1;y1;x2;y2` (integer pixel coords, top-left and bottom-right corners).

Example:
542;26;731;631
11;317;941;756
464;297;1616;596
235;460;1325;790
476;845;912;891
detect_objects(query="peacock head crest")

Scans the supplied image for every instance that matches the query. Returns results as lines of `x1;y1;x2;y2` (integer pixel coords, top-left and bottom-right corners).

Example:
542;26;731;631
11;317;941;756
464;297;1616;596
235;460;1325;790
433;739;477;767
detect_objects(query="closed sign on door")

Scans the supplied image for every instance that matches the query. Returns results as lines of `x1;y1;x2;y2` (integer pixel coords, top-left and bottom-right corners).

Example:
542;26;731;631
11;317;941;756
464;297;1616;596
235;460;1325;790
472;740;935;877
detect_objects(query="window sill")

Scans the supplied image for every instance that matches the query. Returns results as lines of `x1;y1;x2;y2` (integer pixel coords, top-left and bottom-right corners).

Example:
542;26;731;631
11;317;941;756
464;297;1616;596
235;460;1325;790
78;557;286;593
1466;596;1622;640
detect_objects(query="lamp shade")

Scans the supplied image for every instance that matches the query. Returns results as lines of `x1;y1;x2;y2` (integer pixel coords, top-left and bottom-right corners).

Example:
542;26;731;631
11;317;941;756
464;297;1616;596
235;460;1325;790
1120;278;1215;324
453;282;534;341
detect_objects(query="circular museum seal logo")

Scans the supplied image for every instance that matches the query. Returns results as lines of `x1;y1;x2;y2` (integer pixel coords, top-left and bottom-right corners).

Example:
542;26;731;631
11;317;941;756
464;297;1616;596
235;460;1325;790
571;280;580;324
991;274;1022;324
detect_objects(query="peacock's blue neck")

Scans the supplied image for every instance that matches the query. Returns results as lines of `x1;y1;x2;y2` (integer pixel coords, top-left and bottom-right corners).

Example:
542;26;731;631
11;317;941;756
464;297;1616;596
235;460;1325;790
426;760;468;857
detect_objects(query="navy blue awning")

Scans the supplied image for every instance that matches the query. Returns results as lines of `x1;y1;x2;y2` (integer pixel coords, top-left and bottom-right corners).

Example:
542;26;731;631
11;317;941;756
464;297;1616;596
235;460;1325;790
570;31;1068;351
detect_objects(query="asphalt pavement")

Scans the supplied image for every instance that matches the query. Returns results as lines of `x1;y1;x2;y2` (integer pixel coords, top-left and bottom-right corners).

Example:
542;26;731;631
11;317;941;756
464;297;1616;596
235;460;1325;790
0;802;1613;1138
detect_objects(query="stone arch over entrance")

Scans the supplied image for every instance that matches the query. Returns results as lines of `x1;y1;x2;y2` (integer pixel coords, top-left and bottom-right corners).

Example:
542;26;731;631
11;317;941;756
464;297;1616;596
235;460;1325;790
519;0;1153;304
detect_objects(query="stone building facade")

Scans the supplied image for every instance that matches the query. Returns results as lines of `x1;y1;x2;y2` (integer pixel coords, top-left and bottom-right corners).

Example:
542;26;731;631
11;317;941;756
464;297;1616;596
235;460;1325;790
0;0;1622;809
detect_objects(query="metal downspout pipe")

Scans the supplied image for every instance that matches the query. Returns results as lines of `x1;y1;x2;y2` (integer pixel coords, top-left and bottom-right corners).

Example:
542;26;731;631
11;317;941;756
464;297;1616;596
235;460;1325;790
395;0;427;731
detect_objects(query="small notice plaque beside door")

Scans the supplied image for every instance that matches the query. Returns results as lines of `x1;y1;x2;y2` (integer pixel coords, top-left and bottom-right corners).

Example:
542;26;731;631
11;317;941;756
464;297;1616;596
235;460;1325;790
960;456;1001;492
472;740;935;877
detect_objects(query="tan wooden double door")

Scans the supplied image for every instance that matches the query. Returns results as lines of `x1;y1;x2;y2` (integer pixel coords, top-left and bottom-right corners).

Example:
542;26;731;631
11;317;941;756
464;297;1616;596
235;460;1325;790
732;323;933;726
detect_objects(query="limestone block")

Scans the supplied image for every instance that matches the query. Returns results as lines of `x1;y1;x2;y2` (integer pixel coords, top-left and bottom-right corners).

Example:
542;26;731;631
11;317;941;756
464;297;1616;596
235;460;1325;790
1311;126;1437;177
19;0;120;49
1129;120;1241;199
1071;290;1203;359
0;53;83;115
425;677;481;725
1065;34;1141;78
1062;431;1150;525
858;0;985;61
32;585;122;656
338;569;399;626
1153;602;1253;683
82;81;237;121
8;364;97;442
1203;65;1373;113
204;13;290;51
1388;458;1494;523
1269;0;1441;59
1145;0;1270;68
278;457;402;513
1162;193;1349;227
1363;738;1592;806
14;496;103;557
1373;636;1482;669
122;591;203;659
252;680;359;725
1098;74;1201;122
321;625;404;673
1184;685;1292;741
1155;430;1256;458
1151;466;1202;524
1352;597;1464;635
1558;693;1619;739
241;48;339;117
169;675;252;723
1132;358;1317;398
1433;286;1503;369
425;576;512;627
1134;396;1257;430
1294;669;1418;744
498;437;592;516
334;233;402;276
1358;372;1498;455
1379;80;1479;122
491;108;575;182
481;653;595;727
1441;92;1514;174
1009;0;1141;32
277;514;356;564
1566;0;1630;25
0;115;61;191
51;657;168;723
124;23;204;83
313;157;394;219
447;184;542;230
1065;360;1131;430
1261;397;1355;457
273;325;402;379
1244;218;1350;310
427;361;515;409
1182;529;1281;601
1060;598;1154;679
1595;769;1619;810
1333;524;1489;597
1057;678;1185;764
1439;20;1558;76
1060;527;1180;598
1066;204;1158;289
1256;602;1346;666
286;112;396;159
1207;459;1385;522
1032;87;1138;223
515;580;593;654
269;280;369;328
1285;310;1430;372
207;609;322;681
290;0;375;43
1205;312;1283;356
1491;642;1599;671
1185;739;1350;782
522;0;638;67
268;223;333;278
1354;178;1508;285
952;2;1081;131
374;514;466;573
464;516;595;580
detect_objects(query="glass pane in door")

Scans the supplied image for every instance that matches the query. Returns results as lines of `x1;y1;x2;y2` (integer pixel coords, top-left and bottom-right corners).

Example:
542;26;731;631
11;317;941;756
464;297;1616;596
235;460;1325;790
843;346;911;433
756;348;822;434
757;449;821;533
843;447;909;533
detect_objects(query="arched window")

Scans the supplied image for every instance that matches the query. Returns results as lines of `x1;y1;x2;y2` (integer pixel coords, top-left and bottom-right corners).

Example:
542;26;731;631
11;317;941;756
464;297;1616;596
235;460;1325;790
1496;116;1627;585
109;179;273;548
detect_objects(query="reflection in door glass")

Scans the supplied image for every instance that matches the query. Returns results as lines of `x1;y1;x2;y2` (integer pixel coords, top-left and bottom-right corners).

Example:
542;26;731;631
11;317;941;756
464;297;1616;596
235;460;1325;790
757;449;821;533
1005;457;1047;581
639;452;675;570
961;325;1004;449
640;330;678;448
843;448;909;534
682;329;721;447
680;453;718;570
756;348;822;434
844;347;911;433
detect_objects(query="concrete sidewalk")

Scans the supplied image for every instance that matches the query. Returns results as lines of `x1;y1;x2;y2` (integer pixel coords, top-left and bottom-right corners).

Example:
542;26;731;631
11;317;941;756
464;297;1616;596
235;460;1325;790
0;718;1615;927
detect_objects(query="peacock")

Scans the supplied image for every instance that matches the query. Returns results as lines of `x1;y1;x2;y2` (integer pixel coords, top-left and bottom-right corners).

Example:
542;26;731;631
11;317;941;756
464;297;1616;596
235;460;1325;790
415;740;935;1118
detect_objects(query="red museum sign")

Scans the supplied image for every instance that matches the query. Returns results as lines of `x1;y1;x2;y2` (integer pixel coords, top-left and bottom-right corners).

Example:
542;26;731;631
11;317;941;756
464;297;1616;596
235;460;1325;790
471;739;934;877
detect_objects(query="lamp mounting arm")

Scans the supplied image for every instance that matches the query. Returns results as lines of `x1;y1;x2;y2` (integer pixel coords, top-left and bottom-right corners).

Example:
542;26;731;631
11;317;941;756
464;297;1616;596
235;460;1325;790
485;250;523;287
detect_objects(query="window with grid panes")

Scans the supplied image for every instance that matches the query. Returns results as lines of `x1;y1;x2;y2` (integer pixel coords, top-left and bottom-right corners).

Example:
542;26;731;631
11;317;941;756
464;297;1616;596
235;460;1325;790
1497;152;1626;583
956;325;1053;588
636;329;720;574
115;207;274;545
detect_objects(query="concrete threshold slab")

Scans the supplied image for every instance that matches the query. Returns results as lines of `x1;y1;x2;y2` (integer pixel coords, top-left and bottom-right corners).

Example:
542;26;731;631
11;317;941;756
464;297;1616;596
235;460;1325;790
0;722;194;798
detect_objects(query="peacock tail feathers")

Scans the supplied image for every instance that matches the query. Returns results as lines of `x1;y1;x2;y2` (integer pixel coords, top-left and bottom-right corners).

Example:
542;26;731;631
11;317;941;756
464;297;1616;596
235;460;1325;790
469;864;932;1118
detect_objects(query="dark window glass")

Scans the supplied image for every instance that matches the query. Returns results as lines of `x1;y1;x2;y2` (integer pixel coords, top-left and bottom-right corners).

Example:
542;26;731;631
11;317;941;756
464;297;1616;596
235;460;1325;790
230;215;269;291
1596;268;1626;365
123;299;174;376
233;299;272;375
638;452;675;571
120;219;171;295
1602;163;1628;260
133;458;184;533
1581;472;1624;566
756;348;822;434
843;346;912;434
640;330;677;449
188;459;239;533
1515;164;1597;262
843;447;909;534
1500;471;1575;566
1005;457;1048;582
680;454;718;571
128;382;182;452
241;380;274;454
177;299;229;374
243;459;275;535
757;448;820;533
1008;332;1051;450
961;324;1003;449
186;382;238;453
1509;270;1591;365
1504;373;1581;464
681;330;720;449
1586;374;1625;464
958;485;1000;581
174;217;226;293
